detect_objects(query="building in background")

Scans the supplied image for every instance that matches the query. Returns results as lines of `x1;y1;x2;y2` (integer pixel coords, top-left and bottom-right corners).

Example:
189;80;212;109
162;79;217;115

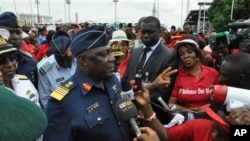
183;2;212;34
18;13;52;25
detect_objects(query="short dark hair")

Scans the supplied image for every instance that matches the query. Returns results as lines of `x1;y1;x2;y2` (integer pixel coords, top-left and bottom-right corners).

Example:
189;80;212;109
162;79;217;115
224;52;250;75
171;25;176;30
137;17;145;28
141;16;161;30
127;23;132;28
46;30;56;44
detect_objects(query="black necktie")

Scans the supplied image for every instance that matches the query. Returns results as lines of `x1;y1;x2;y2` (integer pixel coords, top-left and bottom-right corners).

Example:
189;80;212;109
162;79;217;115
137;48;151;71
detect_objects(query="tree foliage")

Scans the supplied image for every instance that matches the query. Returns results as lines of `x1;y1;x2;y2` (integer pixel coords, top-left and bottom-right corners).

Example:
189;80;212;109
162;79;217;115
208;0;250;31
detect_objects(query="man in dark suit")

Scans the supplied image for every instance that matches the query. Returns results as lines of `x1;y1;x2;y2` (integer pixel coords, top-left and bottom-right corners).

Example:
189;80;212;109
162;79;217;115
122;16;178;124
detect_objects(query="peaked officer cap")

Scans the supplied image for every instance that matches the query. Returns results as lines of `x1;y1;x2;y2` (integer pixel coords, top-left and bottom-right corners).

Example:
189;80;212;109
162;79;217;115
70;25;109;56
0;28;17;55
0;11;21;29
51;30;71;56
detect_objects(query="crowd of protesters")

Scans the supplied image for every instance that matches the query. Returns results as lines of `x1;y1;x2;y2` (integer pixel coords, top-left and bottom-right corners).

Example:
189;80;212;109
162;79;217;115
0;10;250;141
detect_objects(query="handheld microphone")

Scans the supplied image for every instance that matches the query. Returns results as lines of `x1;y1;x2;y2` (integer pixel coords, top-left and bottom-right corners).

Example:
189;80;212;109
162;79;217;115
121;79;135;100
210;85;250;112
157;96;171;111
115;98;141;137
134;70;142;91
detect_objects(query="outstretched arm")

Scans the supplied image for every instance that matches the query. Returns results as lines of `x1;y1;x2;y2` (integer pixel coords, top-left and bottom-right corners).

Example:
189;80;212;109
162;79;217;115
134;83;168;141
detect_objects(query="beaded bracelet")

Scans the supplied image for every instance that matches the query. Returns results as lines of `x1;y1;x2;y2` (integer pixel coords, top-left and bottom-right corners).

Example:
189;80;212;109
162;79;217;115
145;112;156;122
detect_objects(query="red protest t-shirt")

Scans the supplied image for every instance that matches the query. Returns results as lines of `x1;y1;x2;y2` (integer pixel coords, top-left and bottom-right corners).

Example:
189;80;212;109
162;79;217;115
36;43;49;61
171;65;219;108
166;119;213;141
118;51;131;79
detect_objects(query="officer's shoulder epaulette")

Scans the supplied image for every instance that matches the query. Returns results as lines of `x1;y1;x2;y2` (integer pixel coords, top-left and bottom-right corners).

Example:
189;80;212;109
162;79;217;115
15;74;28;80
50;81;75;101
38;60;52;75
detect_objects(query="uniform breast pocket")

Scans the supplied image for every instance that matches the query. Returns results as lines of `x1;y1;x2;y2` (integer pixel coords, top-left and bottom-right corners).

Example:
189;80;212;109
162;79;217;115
84;108;111;130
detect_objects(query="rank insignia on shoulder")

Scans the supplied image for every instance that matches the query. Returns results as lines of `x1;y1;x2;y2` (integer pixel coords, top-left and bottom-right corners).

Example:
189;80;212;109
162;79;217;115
39;61;51;75
50;81;74;101
15;74;28;80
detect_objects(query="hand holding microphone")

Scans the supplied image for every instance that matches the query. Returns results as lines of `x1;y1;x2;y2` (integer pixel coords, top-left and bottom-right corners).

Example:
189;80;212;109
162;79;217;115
133;80;151;108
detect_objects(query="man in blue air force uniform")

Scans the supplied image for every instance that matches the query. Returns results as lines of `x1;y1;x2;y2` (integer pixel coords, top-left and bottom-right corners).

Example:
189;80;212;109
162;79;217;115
38;30;76;108
43;26;131;141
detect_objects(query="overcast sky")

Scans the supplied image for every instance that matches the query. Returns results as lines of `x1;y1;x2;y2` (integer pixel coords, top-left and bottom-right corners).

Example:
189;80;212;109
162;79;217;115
0;0;212;28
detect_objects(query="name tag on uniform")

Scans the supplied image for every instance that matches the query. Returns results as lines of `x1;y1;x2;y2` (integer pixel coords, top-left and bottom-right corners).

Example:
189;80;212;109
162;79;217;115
87;102;100;114
56;77;65;82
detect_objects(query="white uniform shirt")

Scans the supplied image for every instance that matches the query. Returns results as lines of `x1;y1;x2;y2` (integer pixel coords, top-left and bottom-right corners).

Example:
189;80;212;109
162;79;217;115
11;75;40;107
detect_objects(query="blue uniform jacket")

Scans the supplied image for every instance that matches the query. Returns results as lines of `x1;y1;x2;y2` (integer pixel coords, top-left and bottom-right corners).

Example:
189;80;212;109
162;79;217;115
43;68;131;141
16;51;38;88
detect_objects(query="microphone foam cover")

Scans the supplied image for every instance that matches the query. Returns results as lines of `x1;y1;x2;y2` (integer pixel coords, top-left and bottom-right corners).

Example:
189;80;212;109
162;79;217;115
121;79;132;92
115;98;137;121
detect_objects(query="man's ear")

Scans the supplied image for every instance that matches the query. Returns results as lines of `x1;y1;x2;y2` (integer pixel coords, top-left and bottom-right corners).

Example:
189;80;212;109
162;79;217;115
78;56;88;66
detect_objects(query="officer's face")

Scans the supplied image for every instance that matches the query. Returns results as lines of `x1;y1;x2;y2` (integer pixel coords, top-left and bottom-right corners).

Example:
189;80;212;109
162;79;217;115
54;55;74;69
7;28;22;49
0;51;18;80
78;46;115;80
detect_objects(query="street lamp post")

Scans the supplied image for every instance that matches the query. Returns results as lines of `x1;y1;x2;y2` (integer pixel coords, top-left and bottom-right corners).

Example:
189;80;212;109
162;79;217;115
231;0;235;20
66;0;71;23
35;0;40;24
113;0;118;28
68;3;71;23
30;0;33;25
181;0;183;27
13;0;17;15
157;0;159;18
48;0;50;17
64;0;66;23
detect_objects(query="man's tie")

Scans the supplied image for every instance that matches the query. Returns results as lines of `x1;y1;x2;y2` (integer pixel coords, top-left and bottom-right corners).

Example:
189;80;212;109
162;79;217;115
137;47;151;71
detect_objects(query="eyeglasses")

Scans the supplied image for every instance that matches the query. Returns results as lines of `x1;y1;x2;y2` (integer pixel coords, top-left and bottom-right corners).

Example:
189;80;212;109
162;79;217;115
0;56;18;66
9;29;22;35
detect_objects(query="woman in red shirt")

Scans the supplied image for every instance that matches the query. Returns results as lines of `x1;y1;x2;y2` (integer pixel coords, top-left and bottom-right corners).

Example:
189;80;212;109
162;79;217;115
168;38;219;113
